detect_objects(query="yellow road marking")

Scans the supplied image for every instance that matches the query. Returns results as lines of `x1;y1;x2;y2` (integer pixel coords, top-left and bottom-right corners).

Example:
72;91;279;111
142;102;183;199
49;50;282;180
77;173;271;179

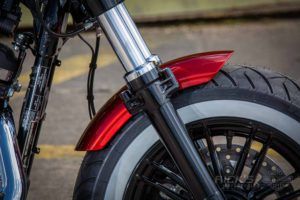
36;142;281;160
13;53;117;99
19;53;116;85
36;145;84;159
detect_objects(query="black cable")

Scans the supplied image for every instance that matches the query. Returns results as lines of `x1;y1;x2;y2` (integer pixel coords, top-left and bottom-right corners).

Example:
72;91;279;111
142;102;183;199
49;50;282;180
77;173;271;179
35;0;100;118
88;36;100;117
78;33;100;119
34;0;94;38
78;34;94;118
78;34;95;56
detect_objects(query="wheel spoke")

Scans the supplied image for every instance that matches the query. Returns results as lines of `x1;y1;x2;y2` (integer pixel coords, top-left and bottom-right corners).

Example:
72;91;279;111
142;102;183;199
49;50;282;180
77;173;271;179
126;118;300;200
246;136;272;189
226;130;233;149
195;139;209;162
150;161;186;189
194;140;213;175
250;172;299;199
234;126;256;179
139;175;187;200
196;139;206;150
202;123;224;182
275;189;300;200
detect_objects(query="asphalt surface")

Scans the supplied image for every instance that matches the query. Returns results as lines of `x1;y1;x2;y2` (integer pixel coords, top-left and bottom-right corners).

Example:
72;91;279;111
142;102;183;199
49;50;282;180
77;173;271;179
5;19;300;199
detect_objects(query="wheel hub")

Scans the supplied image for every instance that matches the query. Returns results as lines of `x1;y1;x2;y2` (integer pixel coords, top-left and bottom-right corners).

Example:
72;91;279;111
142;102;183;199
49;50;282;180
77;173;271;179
124;119;300;200
201;143;292;198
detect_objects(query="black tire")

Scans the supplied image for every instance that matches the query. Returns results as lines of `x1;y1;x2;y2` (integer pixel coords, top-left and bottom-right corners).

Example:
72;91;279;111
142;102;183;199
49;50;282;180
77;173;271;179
73;65;300;200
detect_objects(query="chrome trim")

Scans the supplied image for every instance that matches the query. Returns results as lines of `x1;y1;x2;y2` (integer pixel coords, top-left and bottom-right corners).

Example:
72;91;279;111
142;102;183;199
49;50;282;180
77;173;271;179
97;3;161;81
146;55;162;66
0;110;25;199
125;62;156;82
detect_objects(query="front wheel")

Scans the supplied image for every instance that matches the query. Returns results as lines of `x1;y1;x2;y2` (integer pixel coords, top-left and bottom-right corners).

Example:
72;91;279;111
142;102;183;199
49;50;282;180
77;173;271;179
73;65;300;200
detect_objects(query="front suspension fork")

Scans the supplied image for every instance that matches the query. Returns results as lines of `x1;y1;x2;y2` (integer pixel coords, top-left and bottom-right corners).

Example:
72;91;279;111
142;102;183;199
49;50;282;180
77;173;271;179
93;3;224;199
121;68;224;200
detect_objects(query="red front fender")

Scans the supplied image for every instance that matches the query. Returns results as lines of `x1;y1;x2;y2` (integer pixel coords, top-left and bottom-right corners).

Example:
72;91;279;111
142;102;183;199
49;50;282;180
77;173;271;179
75;51;233;151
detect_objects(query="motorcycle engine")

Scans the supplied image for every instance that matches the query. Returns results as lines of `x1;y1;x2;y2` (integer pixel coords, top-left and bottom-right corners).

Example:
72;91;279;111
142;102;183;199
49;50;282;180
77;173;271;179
0;43;18;98
0;0;21;35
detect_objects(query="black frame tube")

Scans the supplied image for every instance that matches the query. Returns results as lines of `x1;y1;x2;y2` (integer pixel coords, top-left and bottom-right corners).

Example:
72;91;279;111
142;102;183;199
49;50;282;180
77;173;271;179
17;0;67;176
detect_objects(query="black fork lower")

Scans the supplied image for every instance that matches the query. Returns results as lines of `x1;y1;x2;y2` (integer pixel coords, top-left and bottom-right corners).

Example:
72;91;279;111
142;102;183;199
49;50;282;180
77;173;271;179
121;67;224;200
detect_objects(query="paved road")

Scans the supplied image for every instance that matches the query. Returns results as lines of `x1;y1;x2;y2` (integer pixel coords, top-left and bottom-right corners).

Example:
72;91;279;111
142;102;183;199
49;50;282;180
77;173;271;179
6;19;300;199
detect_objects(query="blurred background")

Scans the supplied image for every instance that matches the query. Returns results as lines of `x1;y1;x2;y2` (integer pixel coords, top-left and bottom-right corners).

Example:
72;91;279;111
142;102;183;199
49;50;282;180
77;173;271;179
1;0;300;199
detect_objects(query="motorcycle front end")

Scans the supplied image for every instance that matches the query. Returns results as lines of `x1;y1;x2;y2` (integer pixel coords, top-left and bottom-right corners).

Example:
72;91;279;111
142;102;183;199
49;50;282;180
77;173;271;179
0;0;299;199
73;1;300;200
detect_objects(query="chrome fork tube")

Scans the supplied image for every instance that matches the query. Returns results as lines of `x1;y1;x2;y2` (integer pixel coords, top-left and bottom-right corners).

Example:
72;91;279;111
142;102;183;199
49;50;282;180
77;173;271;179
97;3;160;81
116;4;151;60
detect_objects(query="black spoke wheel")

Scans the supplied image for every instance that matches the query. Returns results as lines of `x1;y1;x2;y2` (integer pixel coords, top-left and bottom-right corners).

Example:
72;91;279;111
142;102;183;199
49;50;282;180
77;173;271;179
124;118;300;200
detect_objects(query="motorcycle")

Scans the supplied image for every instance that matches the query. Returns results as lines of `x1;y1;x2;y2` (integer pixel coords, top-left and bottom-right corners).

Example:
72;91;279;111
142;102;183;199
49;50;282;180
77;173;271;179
0;0;299;199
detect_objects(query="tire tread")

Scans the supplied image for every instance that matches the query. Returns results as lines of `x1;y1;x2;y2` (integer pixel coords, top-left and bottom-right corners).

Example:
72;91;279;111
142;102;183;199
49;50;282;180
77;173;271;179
204;65;300;108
